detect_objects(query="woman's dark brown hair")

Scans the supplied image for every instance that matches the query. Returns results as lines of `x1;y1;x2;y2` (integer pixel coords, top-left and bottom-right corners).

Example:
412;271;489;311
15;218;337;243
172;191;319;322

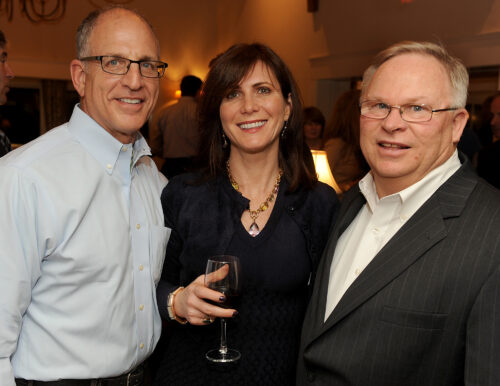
323;89;361;146
197;43;316;191
303;106;326;137
323;89;368;171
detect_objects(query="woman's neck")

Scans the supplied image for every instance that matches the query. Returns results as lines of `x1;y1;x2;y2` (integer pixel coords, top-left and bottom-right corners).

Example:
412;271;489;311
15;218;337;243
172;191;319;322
227;152;281;199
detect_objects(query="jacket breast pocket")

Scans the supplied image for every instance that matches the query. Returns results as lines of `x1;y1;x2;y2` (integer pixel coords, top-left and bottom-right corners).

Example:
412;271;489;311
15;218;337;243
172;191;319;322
381;305;447;330
150;224;171;286
377;306;448;369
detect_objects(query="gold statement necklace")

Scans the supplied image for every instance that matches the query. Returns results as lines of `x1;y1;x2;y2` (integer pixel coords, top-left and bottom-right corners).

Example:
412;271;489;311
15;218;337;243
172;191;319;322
226;161;283;237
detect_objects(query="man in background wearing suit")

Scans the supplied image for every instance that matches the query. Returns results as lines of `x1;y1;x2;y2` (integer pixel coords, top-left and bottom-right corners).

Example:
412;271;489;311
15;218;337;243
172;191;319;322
297;41;500;385
0;29;14;157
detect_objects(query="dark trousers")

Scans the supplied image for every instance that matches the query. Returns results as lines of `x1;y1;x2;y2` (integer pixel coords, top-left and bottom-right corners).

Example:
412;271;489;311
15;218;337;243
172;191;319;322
15;362;149;386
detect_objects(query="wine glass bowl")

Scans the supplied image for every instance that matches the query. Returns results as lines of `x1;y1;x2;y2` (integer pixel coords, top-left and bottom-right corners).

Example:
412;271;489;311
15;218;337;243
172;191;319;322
204;255;241;363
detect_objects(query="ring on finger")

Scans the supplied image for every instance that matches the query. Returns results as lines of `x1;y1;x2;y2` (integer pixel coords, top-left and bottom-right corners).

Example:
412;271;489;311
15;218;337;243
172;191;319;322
202;315;215;324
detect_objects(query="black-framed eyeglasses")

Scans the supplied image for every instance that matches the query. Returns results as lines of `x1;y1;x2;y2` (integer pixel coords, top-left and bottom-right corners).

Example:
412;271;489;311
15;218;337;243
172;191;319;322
80;55;168;78
359;100;458;123
0;52;7;64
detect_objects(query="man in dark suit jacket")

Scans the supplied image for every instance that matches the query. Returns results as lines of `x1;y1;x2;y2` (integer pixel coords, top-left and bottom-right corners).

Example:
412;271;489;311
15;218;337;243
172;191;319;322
297;41;500;385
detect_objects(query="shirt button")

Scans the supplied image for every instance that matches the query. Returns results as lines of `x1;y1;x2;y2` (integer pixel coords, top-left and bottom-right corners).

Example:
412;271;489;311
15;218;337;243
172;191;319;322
136;224;141;229
106;163;112;170
355;268;361;276
372;227;379;233
139;343;144;349
122;146;128;152
139;264;144;271
139;304;144;311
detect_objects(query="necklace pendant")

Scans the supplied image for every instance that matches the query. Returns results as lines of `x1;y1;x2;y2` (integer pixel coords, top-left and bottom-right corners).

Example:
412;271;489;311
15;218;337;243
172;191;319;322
249;221;260;237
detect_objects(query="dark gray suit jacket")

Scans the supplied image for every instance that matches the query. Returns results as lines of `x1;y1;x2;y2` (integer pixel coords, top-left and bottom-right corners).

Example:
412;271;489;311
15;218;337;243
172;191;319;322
297;157;500;386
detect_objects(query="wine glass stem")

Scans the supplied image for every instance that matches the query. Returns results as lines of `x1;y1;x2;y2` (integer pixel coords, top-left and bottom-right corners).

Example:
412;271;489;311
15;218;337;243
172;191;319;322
219;318;228;355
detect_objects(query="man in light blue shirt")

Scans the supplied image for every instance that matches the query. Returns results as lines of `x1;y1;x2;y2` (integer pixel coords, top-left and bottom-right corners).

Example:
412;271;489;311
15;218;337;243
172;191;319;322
0;7;170;386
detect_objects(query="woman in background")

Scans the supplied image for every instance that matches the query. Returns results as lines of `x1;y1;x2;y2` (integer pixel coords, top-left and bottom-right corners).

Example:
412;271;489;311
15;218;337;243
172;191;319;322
303;106;325;150
323;89;369;193
153;43;338;385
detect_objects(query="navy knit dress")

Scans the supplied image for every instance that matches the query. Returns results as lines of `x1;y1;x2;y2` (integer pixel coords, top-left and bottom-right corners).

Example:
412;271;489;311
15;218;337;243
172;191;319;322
152;173;338;386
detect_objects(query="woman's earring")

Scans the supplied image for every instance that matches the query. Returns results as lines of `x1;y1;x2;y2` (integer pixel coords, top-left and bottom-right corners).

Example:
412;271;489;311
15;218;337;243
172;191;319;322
222;132;228;148
281;121;288;139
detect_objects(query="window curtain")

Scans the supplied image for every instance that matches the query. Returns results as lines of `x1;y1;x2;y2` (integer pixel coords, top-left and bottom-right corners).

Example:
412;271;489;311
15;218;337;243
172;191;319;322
41;79;71;133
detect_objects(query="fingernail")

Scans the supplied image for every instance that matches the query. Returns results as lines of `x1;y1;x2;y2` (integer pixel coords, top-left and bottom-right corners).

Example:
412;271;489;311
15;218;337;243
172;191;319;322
232;311;238;317
219;296;226;302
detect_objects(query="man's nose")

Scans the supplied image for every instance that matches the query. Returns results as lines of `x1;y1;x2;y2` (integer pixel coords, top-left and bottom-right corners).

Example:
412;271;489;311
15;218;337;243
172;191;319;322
382;106;406;132
121;62;142;88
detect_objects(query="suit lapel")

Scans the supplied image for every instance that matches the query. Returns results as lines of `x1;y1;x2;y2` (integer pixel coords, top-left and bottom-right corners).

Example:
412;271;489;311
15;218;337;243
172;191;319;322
321;195;447;332
308;158;478;344
303;188;366;338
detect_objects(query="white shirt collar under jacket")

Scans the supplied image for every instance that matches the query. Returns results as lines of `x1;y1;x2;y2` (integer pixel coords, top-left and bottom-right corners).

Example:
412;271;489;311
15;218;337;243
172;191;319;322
324;151;461;320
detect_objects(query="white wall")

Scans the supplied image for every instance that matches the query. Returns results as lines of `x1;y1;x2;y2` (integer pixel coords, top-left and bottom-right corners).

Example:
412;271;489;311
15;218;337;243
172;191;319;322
3;0;500;114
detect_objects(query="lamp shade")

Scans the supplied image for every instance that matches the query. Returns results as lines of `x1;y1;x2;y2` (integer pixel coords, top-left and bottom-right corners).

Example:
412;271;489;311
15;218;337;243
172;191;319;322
311;150;342;194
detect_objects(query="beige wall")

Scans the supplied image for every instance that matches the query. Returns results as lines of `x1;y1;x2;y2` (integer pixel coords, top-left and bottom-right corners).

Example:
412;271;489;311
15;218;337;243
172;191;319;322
2;0;500;115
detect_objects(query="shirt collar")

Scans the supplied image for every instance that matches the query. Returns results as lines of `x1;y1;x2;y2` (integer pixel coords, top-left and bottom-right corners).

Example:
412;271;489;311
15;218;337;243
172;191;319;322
359;150;461;215
67;105;151;174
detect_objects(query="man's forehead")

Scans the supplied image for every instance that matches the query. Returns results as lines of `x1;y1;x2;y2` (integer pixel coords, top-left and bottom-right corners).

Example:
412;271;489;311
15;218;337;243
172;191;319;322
89;11;159;58
378;53;446;76
367;53;451;99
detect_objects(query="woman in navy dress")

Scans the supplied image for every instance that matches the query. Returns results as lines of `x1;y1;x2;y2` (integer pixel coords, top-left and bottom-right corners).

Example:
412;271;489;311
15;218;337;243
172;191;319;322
154;43;339;386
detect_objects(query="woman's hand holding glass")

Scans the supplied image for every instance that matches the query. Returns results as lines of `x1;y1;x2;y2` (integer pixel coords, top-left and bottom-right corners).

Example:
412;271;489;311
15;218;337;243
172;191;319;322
172;264;237;325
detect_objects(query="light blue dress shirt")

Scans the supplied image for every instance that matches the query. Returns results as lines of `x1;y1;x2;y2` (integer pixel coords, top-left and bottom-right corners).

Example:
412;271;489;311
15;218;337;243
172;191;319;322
0;105;170;384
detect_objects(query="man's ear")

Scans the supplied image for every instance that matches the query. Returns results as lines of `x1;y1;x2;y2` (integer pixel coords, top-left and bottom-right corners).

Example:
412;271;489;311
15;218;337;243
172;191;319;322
451;108;469;145
70;59;86;98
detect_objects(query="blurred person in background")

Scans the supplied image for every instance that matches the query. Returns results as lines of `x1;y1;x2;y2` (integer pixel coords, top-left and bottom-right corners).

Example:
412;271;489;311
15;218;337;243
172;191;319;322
477;92;500;188
150;75;203;178
0;29;15;157
303;106;325;150
323;89;369;193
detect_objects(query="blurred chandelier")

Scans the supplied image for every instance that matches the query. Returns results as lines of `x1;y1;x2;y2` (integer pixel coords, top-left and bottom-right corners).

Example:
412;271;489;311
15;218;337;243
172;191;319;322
0;0;134;23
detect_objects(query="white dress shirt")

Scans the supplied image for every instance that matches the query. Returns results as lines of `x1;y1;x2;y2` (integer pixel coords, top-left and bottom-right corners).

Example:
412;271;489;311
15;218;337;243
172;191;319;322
0;105;170;384
324;151;461;320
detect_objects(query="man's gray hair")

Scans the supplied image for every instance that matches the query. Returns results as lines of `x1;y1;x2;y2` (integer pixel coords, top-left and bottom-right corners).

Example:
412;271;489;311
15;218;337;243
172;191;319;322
75;6;159;59
361;41;469;108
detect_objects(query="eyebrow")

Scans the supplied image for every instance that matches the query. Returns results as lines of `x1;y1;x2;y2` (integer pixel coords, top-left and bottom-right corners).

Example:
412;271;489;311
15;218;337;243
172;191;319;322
252;81;274;87
105;54;159;61
367;96;431;104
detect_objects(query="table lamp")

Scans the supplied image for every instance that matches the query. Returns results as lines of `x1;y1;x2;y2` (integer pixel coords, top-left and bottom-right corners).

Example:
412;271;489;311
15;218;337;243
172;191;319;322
310;149;342;194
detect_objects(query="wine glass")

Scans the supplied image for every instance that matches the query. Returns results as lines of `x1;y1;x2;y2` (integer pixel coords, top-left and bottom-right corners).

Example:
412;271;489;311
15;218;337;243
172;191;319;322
204;255;241;363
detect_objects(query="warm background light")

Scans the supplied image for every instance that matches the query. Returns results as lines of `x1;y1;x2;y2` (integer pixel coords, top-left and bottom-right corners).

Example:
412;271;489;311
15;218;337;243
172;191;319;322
311;150;341;194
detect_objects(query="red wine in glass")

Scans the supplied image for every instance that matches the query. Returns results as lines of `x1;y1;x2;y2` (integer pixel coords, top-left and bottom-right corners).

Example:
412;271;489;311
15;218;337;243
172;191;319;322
204;255;241;363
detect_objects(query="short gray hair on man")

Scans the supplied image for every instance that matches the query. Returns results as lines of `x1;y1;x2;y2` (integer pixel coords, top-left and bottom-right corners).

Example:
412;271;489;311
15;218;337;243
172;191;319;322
361;41;469;108
75;6;159;59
